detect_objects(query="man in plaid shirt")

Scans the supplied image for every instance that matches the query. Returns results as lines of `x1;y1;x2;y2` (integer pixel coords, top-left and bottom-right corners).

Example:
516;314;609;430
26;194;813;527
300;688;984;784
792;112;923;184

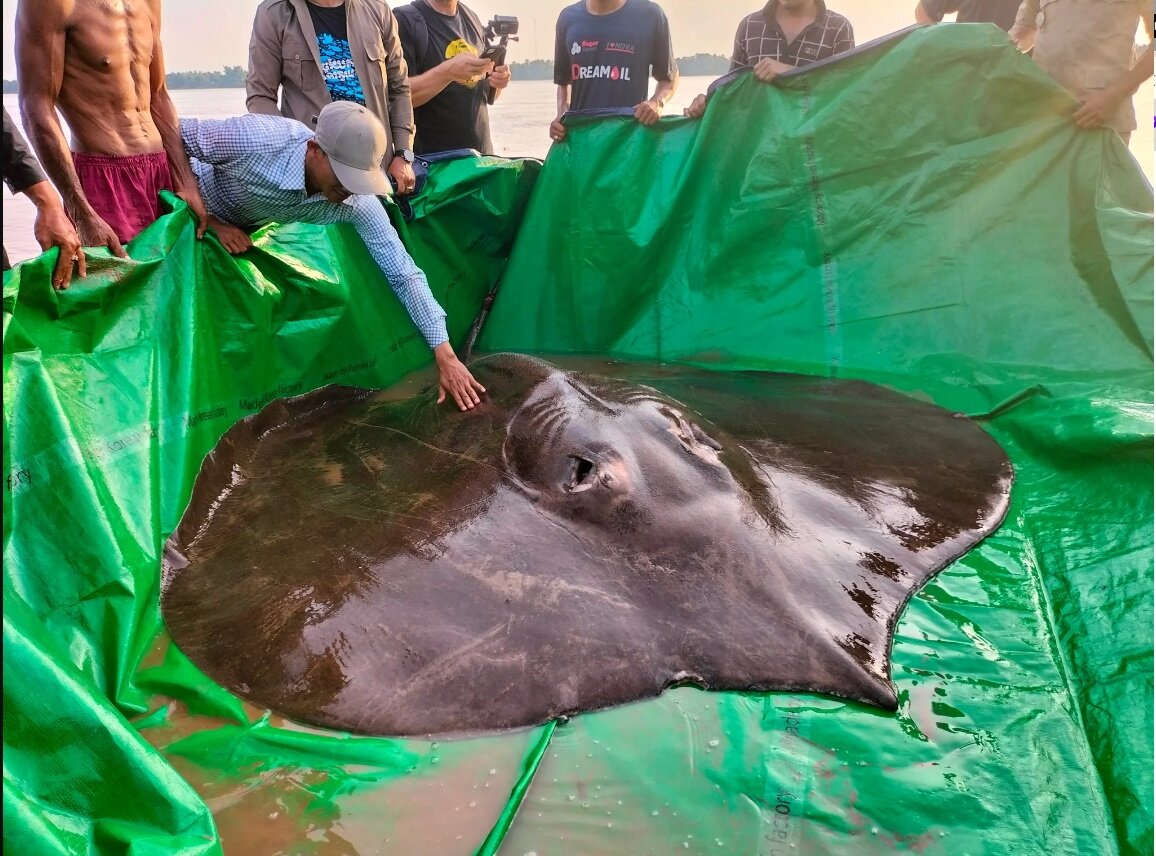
685;0;854;118
181;101;486;411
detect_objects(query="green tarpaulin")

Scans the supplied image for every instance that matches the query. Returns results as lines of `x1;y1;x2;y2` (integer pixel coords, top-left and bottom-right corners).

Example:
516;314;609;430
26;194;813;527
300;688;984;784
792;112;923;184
4;25;1152;856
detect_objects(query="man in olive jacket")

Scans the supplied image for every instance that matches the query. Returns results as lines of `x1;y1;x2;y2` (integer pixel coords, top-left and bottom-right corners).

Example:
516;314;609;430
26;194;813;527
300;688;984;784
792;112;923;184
247;0;418;193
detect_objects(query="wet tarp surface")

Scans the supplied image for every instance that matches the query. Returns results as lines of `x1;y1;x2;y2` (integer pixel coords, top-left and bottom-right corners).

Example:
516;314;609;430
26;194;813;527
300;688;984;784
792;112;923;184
4;25;1152;856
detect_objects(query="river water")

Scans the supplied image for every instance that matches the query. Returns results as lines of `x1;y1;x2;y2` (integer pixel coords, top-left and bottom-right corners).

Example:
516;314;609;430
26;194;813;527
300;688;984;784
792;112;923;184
3;77;1152;265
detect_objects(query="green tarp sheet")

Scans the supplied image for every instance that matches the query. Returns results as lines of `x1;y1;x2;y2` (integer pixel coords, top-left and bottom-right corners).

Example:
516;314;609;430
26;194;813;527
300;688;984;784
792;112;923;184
4;24;1152;856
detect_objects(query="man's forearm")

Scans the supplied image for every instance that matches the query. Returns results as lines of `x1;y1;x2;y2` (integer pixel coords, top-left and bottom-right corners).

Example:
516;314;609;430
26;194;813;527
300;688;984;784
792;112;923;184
21;99;95;218
1111;41;1154;98
651;78;677;107
21;178;63;213
384;28;415;148
390;99;415;152
351;199;449;348
555;84;570;118
151;89;198;195
392;120;414;152
408;66;454;108
3;112;46;193
397;273;450;349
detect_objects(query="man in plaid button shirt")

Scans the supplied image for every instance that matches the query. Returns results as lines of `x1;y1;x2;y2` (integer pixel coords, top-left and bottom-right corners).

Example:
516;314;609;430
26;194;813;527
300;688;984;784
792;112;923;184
685;0;854;118
181;101;486;411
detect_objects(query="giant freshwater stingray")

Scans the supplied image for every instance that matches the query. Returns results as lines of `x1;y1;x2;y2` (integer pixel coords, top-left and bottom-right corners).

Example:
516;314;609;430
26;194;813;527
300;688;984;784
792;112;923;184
162;354;1013;737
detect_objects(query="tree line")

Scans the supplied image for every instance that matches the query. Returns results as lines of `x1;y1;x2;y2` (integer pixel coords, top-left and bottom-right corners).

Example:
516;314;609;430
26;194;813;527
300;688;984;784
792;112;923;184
3;55;729;94
3;65;246;93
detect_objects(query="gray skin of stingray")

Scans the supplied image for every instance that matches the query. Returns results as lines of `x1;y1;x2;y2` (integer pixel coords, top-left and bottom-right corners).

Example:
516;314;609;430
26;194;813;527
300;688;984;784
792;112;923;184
162;353;1013;738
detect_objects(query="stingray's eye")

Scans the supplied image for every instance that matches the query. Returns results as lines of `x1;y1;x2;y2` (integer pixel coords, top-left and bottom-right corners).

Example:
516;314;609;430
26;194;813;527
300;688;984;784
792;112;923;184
566;455;596;492
561;451;628;496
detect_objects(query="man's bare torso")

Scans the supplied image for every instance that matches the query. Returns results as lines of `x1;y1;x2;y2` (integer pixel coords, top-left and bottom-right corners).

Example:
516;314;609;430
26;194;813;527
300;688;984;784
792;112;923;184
59;0;162;155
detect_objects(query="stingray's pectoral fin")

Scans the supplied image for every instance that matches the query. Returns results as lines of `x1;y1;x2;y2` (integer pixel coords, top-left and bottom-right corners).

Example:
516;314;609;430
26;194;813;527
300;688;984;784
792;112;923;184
856;677;899;712
831;639;899;711
790;632;900;712
798;668;898;712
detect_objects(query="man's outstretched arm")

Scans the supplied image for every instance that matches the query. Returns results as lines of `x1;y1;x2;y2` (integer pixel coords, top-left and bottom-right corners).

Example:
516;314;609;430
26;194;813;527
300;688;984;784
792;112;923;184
345;197;485;410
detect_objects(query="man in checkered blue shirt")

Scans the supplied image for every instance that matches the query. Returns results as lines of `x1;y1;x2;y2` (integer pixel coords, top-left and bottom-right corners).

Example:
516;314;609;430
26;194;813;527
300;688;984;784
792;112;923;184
180;101;486;411
685;0;854;118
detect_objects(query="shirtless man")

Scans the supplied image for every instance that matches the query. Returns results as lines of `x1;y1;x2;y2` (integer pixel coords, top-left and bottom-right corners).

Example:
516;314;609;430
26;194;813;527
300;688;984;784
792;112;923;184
16;0;209;266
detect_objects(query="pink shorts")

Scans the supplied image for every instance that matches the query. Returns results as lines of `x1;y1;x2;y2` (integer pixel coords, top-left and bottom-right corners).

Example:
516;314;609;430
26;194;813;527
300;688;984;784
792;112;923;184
72;150;173;244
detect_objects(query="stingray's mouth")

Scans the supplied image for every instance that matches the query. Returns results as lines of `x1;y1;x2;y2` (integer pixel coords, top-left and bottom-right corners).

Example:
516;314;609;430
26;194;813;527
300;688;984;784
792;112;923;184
565;455;597;492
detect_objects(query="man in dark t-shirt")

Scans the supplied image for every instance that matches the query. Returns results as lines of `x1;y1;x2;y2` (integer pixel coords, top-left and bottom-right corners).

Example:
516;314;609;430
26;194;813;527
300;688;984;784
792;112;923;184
914;0;1020;31
394;0;512;155
549;0;679;143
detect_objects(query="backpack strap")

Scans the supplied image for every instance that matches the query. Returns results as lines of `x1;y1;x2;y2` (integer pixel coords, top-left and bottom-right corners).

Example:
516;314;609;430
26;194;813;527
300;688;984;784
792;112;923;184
458;3;486;42
405;0;437;68
394;1;433;71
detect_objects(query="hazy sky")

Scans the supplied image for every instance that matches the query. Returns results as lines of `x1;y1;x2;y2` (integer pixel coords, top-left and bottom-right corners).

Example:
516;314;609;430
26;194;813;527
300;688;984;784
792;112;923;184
3;1;915;78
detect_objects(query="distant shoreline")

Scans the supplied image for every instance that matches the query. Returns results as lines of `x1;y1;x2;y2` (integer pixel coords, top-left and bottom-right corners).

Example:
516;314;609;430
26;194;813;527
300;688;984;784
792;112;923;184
2;54;729;94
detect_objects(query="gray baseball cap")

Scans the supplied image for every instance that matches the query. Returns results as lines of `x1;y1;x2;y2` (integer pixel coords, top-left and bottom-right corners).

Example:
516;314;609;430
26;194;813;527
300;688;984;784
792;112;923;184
314;101;392;197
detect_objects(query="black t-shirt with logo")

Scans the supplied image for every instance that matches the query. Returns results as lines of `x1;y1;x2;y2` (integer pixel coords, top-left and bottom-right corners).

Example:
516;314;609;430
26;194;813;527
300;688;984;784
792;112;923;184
395;0;493;155
552;0;677;112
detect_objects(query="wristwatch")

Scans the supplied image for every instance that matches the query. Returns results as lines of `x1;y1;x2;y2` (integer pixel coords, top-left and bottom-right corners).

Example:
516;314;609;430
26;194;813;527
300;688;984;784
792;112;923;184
396;148;415;164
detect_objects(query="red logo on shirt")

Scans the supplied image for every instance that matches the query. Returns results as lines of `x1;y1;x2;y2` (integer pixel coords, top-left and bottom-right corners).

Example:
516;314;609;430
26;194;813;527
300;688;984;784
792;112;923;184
572;65;633;82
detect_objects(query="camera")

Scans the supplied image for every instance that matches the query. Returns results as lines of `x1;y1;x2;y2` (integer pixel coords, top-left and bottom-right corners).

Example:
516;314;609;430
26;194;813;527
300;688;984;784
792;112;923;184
484;15;519;39
480;16;519;104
